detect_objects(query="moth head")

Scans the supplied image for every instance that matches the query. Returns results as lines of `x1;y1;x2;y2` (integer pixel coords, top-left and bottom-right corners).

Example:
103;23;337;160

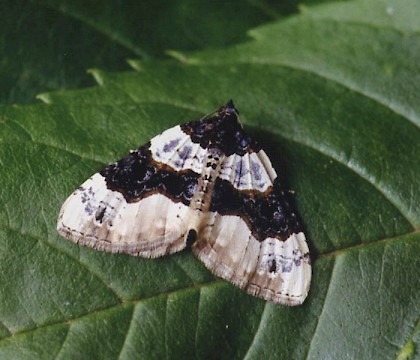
218;100;240;123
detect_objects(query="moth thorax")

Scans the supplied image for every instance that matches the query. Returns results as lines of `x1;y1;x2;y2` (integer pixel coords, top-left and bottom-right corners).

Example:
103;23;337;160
190;149;225;214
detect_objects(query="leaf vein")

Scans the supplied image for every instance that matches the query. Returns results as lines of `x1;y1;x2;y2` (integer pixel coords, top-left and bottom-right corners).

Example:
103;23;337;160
274;132;417;227
116;305;136;360
304;257;337;359
53;323;71;360
0;279;219;346
243;302;268;360
203;60;420;130
4;225;124;303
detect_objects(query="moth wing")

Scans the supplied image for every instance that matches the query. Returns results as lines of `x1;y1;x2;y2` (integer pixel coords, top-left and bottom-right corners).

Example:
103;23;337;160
193;150;311;305
57;125;204;258
58;174;195;257
194;219;311;305
218;150;276;192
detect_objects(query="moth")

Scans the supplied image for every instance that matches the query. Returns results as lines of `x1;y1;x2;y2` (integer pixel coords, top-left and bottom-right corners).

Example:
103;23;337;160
57;101;311;305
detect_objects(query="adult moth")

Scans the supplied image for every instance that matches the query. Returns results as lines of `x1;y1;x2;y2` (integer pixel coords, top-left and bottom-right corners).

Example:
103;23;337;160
57;101;311;305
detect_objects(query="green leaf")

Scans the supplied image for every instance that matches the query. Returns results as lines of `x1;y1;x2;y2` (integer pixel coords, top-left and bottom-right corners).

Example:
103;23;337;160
2;0;330;104
1;0;419;359
0;0;136;104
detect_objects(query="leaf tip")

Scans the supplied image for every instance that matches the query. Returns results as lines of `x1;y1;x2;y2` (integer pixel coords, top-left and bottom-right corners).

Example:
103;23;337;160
127;59;143;71
165;50;197;64
87;68;105;86
36;93;52;104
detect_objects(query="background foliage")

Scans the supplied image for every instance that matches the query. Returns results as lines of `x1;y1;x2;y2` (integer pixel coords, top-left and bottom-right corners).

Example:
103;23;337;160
0;0;419;359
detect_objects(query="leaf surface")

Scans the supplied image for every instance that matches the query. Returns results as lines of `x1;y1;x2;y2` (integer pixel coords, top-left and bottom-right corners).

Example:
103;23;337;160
1;0;321;103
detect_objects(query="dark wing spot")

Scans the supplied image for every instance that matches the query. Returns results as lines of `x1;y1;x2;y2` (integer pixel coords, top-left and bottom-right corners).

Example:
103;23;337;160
95;207;106;223
163;138;181;153
250;160;262;181
269;260;277;274
84;203;94;216
186;229;197;247
178;145;192;160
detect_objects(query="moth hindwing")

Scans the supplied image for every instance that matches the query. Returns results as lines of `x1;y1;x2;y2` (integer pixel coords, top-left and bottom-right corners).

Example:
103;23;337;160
57;100;311;305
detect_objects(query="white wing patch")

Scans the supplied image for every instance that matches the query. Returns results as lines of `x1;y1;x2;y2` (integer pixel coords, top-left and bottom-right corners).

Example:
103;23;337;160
194;214;311;305
150;125;206;173
58;173;196;258
219;151;275;191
